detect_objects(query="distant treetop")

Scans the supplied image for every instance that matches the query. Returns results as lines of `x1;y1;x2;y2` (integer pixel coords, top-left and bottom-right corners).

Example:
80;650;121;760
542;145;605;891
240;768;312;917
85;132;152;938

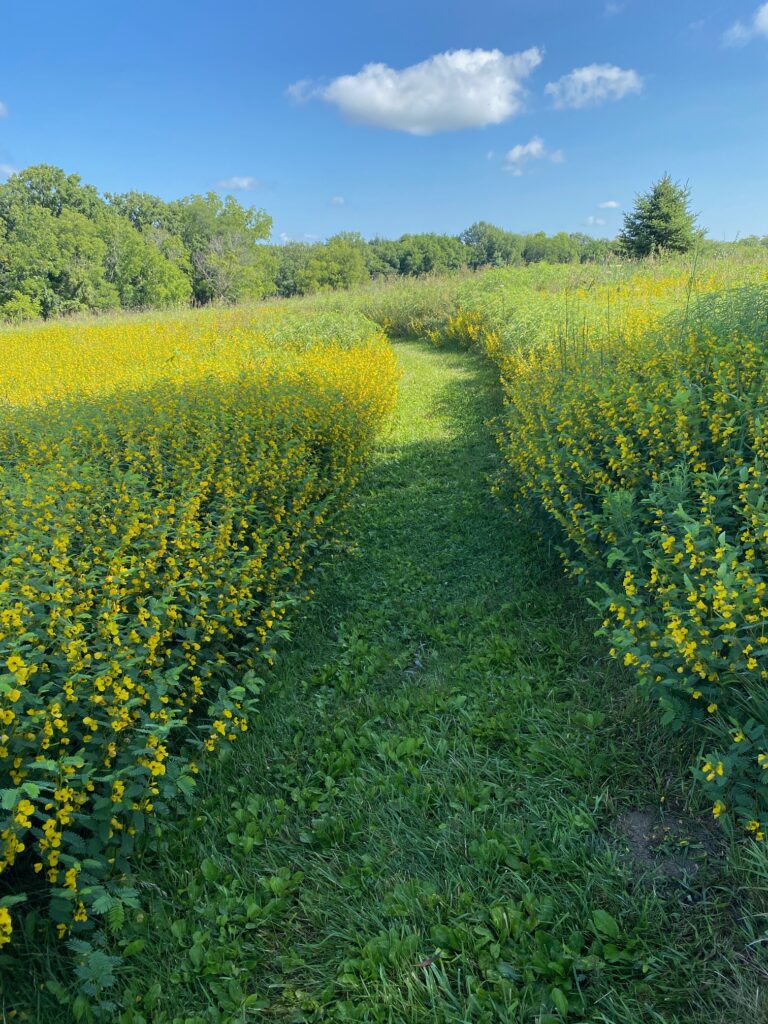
619;175;702;258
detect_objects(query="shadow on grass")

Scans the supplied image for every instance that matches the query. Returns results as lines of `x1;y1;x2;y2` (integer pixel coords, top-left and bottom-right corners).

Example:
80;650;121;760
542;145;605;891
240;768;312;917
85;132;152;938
5;337;764;1024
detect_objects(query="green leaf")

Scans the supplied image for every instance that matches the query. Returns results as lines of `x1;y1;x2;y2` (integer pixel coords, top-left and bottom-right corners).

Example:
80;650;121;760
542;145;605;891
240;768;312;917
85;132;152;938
189;942;205;969
143;981;162;1010
176;776;196;796
91;894;118;915
200;857;221;882
0;788;19;810
551;987;569;1015
592;909;620;939
0;894;28;909
107;901;126;932
45;979;70;1003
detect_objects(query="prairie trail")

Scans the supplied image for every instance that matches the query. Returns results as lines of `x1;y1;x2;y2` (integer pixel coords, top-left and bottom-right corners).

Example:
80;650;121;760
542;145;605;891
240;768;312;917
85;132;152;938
53;337;763;1024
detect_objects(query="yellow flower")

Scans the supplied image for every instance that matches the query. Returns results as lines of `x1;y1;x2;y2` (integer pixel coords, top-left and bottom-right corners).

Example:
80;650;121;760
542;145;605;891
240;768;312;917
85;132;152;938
0;907;12;948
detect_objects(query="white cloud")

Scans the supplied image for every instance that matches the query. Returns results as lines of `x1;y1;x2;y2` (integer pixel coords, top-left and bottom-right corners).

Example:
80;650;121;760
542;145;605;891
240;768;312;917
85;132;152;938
287;79;313;102
604;2;625;14
724;3;768;45
599;199;621;208
0;102;7;118
586;215;607;226
504;137;563;175
545;64;642;109
216;175;260;191
293;47;543;135
330;195;345;206
0;163;17;178
279;231;291;243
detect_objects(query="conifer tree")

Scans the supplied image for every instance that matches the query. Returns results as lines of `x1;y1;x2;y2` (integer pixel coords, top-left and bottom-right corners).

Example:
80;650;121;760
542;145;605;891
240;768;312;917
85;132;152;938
619;175;701;257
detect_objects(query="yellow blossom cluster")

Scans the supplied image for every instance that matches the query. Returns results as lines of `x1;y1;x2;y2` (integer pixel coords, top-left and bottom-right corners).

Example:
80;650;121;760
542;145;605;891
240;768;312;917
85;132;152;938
449;257;768;836
0;305;398;944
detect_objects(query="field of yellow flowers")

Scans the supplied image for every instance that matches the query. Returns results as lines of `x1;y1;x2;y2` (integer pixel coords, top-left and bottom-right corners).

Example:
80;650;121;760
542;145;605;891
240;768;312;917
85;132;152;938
0;305;398;949
447;256;768;838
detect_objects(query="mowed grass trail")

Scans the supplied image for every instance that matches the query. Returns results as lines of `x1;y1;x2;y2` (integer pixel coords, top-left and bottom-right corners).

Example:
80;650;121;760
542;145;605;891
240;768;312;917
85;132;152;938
17;340;767;1023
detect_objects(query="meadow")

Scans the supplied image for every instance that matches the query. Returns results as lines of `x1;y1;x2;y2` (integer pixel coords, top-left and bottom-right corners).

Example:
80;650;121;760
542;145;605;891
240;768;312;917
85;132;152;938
3;253;768;1022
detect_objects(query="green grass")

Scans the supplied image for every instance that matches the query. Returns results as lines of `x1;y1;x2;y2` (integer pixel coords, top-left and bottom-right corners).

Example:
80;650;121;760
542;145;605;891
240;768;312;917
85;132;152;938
7;339;768;1023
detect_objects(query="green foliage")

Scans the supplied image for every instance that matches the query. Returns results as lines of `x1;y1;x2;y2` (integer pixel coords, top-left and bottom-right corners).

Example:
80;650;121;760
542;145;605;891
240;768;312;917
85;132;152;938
620;174;702;257
445;259;768;837
0;167;277;322
368;232;467;276
0;310;395;960
2;163;715;324
101;213;192;308
7;338;764;1022
460;222;617;269
294;232;369;294
165;192;274;303
0;165;194;320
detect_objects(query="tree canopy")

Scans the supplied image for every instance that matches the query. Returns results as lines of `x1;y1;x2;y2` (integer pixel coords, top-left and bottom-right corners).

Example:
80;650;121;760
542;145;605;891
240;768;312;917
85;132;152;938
0;164;718;323
619;175;702;258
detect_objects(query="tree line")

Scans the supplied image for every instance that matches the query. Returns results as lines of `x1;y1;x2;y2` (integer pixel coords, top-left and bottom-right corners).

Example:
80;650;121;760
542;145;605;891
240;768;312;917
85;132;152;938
0;166;757;322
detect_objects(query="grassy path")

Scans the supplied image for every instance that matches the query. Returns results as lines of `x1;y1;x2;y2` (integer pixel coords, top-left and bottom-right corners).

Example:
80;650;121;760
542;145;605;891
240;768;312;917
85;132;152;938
21;340;762;1022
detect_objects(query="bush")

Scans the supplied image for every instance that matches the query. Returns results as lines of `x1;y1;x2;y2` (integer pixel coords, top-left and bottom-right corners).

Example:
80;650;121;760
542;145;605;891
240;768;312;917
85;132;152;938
0;309;397;947
449;260;768;836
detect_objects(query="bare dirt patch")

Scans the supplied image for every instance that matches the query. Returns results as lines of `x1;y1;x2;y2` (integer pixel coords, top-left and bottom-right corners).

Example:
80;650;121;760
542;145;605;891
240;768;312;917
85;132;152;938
614;808;724;881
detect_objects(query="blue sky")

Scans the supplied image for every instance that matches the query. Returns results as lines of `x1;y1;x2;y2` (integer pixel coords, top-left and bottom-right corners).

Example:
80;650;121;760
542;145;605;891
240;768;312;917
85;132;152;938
0;0;766;241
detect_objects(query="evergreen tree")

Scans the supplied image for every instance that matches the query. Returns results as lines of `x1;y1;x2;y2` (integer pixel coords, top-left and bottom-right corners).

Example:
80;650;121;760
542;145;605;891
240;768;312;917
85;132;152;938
619;175;701;257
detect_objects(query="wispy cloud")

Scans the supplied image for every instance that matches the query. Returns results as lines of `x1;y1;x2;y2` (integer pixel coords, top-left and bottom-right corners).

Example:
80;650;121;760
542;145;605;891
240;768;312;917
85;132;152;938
504;137;564;176
290;47;543;135
545;64;642;109
330;195;345;206
0;163;18;178
723;3;768;45
604;2;625;14
216;175;260;191
586;215;607;226
599;199;621;209
0;102;7;119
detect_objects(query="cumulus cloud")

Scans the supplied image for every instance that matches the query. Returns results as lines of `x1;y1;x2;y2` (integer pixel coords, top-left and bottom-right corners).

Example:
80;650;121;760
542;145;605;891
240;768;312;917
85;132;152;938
723;3;768;45
292;47;543;135
504;137;563;175
0;102;7;118
599;199;621;208
330;195;345;206
545;64;642;109
216;175;259;191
